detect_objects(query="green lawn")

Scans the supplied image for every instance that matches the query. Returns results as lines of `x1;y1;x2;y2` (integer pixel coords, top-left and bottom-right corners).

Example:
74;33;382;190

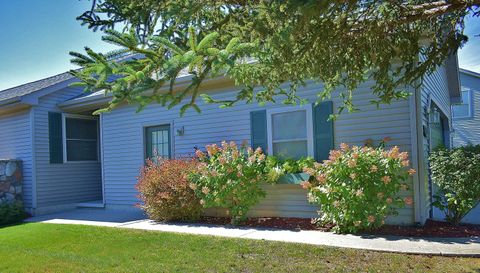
0;223;479;272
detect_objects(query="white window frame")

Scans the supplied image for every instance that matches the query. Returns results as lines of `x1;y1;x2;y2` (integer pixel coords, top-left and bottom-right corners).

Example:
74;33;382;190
266;104;314;158
62;113;100;163
452;89;472;119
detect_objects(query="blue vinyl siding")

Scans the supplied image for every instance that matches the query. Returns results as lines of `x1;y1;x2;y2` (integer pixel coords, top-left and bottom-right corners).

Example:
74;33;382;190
102;80;415;224
0;109;34;211
33;86;102;212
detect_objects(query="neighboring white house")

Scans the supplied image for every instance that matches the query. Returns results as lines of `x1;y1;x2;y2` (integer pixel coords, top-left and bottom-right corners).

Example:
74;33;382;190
0;55;463;225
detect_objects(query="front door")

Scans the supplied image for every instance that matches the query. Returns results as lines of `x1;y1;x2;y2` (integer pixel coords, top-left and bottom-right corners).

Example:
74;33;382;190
145;125;171;160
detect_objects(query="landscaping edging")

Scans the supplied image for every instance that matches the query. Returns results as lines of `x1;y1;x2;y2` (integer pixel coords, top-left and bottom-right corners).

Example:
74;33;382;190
0;159;22;205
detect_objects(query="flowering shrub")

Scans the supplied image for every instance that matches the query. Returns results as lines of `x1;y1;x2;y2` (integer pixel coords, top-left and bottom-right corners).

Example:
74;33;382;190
136;159;203;222
188;141;274;224
430;145;480;225
302;143;415;233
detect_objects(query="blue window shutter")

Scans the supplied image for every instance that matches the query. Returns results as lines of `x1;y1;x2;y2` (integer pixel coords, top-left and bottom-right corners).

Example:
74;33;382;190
48;112;63;164
250;110;268;153
313;101;334;162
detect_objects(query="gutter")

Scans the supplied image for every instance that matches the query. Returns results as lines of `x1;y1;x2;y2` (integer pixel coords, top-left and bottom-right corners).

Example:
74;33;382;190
0;97;22;107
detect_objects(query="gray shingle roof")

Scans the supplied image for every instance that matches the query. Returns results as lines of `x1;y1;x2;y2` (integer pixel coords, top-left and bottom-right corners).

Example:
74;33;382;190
0;72;74;102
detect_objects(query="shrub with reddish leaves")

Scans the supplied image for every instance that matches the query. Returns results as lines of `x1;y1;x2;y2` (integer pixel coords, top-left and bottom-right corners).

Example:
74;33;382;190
136;159;203;222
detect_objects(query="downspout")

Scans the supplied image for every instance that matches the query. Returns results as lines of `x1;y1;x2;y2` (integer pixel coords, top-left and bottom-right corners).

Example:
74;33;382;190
29;108;38;215
100;113;106;207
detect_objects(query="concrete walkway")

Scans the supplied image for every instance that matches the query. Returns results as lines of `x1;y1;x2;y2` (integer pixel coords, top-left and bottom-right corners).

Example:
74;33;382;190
26;208;480;257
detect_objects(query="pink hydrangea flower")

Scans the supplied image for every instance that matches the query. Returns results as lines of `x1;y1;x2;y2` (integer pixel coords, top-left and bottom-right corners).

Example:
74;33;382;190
340;143;349;151
382;176;391;184
316;174;327;184
348;159;357;168
404;196;413;205
300;181;311;189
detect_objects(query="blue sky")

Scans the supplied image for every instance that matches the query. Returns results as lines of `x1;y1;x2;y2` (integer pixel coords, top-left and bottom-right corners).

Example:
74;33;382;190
0;1;480;90
0;1;118;90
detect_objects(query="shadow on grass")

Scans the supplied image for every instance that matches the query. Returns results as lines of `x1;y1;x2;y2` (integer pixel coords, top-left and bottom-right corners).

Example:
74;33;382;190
0;220;28;229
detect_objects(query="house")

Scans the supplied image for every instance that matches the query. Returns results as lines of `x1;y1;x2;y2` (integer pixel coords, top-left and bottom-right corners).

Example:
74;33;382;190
0;56;462;225
449;68;480;223
452;68;480;146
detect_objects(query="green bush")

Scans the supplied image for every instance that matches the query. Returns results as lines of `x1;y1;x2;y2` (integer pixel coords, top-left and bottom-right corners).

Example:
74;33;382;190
430;145;480;225
136;159;203;222
303;143;414;233
265;156;315;174
0;201;27;226
188;141;275;224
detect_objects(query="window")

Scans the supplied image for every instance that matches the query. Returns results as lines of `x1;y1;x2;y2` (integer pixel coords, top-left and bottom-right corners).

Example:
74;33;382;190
145;125;171;160
452;89;472;118
267;106;313;159
63;115;99;162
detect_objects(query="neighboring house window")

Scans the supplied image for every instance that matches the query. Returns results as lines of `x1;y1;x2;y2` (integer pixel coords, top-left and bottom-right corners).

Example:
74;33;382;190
267;106;314;159
63;115;99;162
452;88;472;118
145;125;171;160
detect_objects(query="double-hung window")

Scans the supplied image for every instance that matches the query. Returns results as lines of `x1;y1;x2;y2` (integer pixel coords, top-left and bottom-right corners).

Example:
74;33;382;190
63;115;99;162
452;88;472;118
267;105;314;159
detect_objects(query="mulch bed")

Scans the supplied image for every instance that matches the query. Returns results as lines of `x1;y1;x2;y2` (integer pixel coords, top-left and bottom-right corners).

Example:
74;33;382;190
191;217;480;238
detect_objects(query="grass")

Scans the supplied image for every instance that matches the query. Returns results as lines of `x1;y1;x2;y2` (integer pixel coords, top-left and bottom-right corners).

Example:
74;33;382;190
0;223;479;272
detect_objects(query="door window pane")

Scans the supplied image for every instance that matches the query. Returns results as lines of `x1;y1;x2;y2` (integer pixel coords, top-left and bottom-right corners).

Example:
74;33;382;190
146;125;170;160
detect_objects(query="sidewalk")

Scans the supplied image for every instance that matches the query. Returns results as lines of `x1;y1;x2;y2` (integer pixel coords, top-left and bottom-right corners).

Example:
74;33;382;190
26;208;480;257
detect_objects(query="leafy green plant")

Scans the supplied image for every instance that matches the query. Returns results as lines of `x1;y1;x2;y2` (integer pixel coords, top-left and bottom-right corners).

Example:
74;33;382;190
136;158;203;222
265;156;315;174
188;141;274;224
303;143;415;233
73;1;475;117
430;145;480;225
0;201;27;226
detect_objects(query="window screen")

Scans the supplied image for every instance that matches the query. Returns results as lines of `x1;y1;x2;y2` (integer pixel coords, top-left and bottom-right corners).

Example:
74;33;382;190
65;117;98;161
